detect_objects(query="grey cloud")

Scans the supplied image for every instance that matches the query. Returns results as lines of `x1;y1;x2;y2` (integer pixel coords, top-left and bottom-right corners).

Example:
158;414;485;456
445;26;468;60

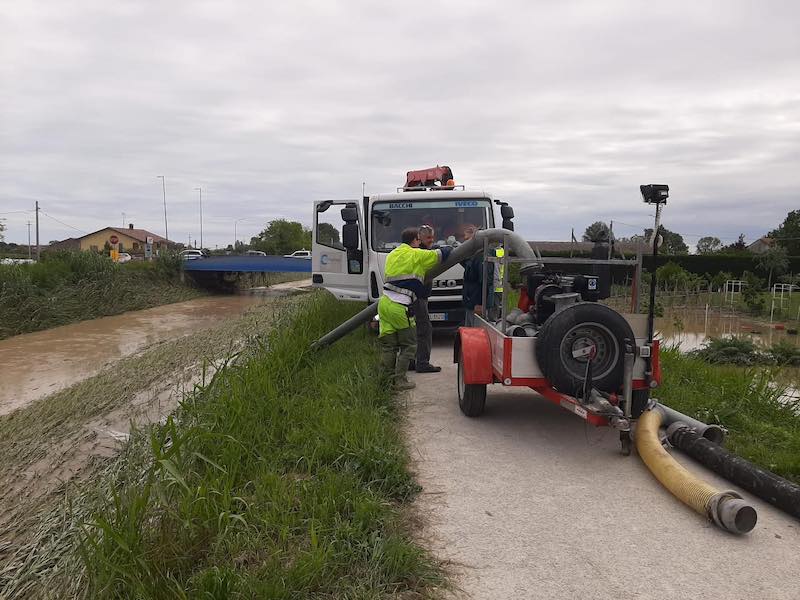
1;0;799;249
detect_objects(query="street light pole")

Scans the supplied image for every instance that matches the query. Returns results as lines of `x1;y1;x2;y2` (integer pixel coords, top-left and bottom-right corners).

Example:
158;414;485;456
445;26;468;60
234;217;247;253
194;186;203;250
35;201;40;261
156;176;169;243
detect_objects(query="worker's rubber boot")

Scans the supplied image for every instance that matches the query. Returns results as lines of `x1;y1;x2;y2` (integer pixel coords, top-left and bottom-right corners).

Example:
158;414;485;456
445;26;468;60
395;379;416;391
415;363;441;373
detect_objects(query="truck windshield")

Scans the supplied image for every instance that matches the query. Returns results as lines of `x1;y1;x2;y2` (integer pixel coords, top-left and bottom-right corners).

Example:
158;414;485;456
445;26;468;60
371;199;491;252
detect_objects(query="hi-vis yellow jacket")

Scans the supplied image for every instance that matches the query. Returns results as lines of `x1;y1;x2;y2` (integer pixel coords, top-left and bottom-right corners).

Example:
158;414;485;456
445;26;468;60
378;243;451;335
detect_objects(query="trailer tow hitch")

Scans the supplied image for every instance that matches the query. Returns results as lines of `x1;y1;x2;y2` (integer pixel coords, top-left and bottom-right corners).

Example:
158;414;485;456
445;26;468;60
577;348;632;455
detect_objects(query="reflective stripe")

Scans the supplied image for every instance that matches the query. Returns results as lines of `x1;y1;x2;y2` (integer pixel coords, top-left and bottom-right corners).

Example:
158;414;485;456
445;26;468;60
384;282;417;302
383;289;411;305
385;273;424;283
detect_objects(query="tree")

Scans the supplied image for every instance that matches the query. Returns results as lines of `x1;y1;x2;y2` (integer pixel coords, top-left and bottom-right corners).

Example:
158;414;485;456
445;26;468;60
769;210;800;256
583;221;610;242
317;222;341;246
696;236;721;254
249;219;311;255
720;233;747;253
643;225;688;255
756;245;789;290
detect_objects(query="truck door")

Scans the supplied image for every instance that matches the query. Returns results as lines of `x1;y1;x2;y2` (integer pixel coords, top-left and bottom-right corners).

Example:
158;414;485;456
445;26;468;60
312;200;368;301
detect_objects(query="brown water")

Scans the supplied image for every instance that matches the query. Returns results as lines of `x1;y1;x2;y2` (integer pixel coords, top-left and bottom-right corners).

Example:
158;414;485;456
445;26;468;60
0;294;271;416
655;308;800;351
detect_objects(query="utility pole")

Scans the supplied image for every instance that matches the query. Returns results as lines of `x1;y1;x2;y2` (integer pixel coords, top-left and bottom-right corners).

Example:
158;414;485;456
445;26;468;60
157;176;169;243
27;221;32;258
122;212;126;227
35;201;40;261
194;186;203;249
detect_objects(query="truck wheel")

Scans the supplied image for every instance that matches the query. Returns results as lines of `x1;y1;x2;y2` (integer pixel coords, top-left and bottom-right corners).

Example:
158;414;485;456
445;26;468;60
535;302;634;395
457;349;487;417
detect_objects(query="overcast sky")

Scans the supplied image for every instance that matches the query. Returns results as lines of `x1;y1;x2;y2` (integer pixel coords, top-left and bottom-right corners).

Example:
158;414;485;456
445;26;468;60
2;0;798;250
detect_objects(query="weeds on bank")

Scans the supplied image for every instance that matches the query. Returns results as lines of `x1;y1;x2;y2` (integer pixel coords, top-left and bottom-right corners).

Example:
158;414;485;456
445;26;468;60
0;251;204;339
658;346;800;483
0;299;293;598
690;336;800;366
75;294;439;598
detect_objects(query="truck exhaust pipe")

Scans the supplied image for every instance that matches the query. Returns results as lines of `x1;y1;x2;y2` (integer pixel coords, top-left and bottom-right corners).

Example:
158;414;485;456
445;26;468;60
310;228;541;349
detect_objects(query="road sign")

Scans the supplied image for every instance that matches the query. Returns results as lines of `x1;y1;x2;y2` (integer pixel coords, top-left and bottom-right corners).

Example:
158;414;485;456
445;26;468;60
109;234;119;244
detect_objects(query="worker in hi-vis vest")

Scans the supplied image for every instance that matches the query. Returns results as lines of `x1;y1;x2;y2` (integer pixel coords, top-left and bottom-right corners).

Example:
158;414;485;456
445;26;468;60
493;246;504;318
379;227;452;390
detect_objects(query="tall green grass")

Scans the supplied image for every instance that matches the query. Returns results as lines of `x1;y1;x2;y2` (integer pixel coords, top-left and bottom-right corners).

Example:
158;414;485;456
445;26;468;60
658;347;800;483
77;294;440;598
0;251;204;339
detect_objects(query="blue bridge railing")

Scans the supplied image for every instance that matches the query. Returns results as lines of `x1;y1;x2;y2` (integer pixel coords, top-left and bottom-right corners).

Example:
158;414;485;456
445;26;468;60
182;255;312;273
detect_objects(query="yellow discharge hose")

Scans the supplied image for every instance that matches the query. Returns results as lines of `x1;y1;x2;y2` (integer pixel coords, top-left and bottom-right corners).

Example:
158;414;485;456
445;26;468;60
636;408;757;534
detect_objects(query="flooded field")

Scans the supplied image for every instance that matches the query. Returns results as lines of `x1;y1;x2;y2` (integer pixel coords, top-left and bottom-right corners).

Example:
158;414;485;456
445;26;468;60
0;293;272;415
655;307;800;351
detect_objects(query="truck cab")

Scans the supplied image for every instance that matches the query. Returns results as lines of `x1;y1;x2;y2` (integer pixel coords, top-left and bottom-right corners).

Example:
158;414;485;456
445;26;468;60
312;168;512;326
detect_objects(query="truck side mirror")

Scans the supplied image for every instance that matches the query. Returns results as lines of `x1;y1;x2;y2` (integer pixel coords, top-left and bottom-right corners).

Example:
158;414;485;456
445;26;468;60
341;206;358;222
342;223;359;250
500;204;514;231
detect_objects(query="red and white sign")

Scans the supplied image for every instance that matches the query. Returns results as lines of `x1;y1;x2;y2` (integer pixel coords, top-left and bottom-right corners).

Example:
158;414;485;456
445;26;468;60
109;235;119;244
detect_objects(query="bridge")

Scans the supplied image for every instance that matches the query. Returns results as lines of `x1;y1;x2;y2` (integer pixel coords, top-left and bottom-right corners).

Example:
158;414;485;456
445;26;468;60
182;255;311;273
182;255;311;289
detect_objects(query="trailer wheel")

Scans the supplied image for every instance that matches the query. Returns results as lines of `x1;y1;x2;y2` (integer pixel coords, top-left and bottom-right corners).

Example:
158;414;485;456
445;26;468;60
457;349;487;417
536;302;635;394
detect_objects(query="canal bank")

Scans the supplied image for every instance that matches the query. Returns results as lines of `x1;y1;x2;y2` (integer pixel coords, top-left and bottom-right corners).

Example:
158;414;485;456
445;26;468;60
0;282;310;563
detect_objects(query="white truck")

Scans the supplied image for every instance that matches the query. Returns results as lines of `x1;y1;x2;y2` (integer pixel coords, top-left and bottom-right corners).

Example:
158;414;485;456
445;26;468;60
312;166;514;326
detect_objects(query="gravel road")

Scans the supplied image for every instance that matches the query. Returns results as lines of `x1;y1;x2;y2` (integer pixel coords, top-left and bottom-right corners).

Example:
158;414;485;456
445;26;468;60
406;341;800;600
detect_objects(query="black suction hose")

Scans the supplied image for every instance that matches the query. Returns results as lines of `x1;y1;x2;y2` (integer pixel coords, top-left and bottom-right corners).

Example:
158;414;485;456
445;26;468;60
668;424;800;520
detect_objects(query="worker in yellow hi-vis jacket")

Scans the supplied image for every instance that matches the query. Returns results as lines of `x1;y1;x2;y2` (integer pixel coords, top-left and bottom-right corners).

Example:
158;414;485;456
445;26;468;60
379;227;452;390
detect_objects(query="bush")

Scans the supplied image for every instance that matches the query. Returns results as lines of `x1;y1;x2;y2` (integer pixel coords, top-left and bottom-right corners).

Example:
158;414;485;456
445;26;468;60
690;336;763;365
767;340;800;366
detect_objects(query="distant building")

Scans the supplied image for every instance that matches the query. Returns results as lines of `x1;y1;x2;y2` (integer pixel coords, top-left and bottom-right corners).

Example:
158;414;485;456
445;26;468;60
746;237;775;254
52;224;173;254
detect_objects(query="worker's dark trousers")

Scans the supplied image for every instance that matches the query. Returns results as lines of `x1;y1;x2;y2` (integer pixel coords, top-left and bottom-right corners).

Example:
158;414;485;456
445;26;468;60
415;298;432;366
379;327;417;385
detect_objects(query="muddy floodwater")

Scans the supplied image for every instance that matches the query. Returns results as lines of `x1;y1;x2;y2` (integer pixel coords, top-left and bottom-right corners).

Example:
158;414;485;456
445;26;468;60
656;307;800;351
0;294;272;416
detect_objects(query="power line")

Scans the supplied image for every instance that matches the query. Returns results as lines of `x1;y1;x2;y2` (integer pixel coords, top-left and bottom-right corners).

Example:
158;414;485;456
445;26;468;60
40;211;87;233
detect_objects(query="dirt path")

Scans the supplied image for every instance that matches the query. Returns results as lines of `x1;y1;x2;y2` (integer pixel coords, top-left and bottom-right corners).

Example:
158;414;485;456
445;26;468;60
407;340;800;600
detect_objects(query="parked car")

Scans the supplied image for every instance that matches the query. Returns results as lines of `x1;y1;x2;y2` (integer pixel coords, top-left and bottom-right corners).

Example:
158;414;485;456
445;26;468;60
284;249;311;259
180;249;205;260
117;252;132;263
245;250;267;256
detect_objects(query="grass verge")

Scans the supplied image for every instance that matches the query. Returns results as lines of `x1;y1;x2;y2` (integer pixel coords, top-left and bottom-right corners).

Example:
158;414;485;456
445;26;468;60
658;346;800;484
3;293;441;598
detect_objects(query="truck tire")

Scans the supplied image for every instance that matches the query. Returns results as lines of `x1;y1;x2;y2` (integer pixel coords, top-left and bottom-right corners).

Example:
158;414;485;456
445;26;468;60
535;302;634;395
457;349;487;417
